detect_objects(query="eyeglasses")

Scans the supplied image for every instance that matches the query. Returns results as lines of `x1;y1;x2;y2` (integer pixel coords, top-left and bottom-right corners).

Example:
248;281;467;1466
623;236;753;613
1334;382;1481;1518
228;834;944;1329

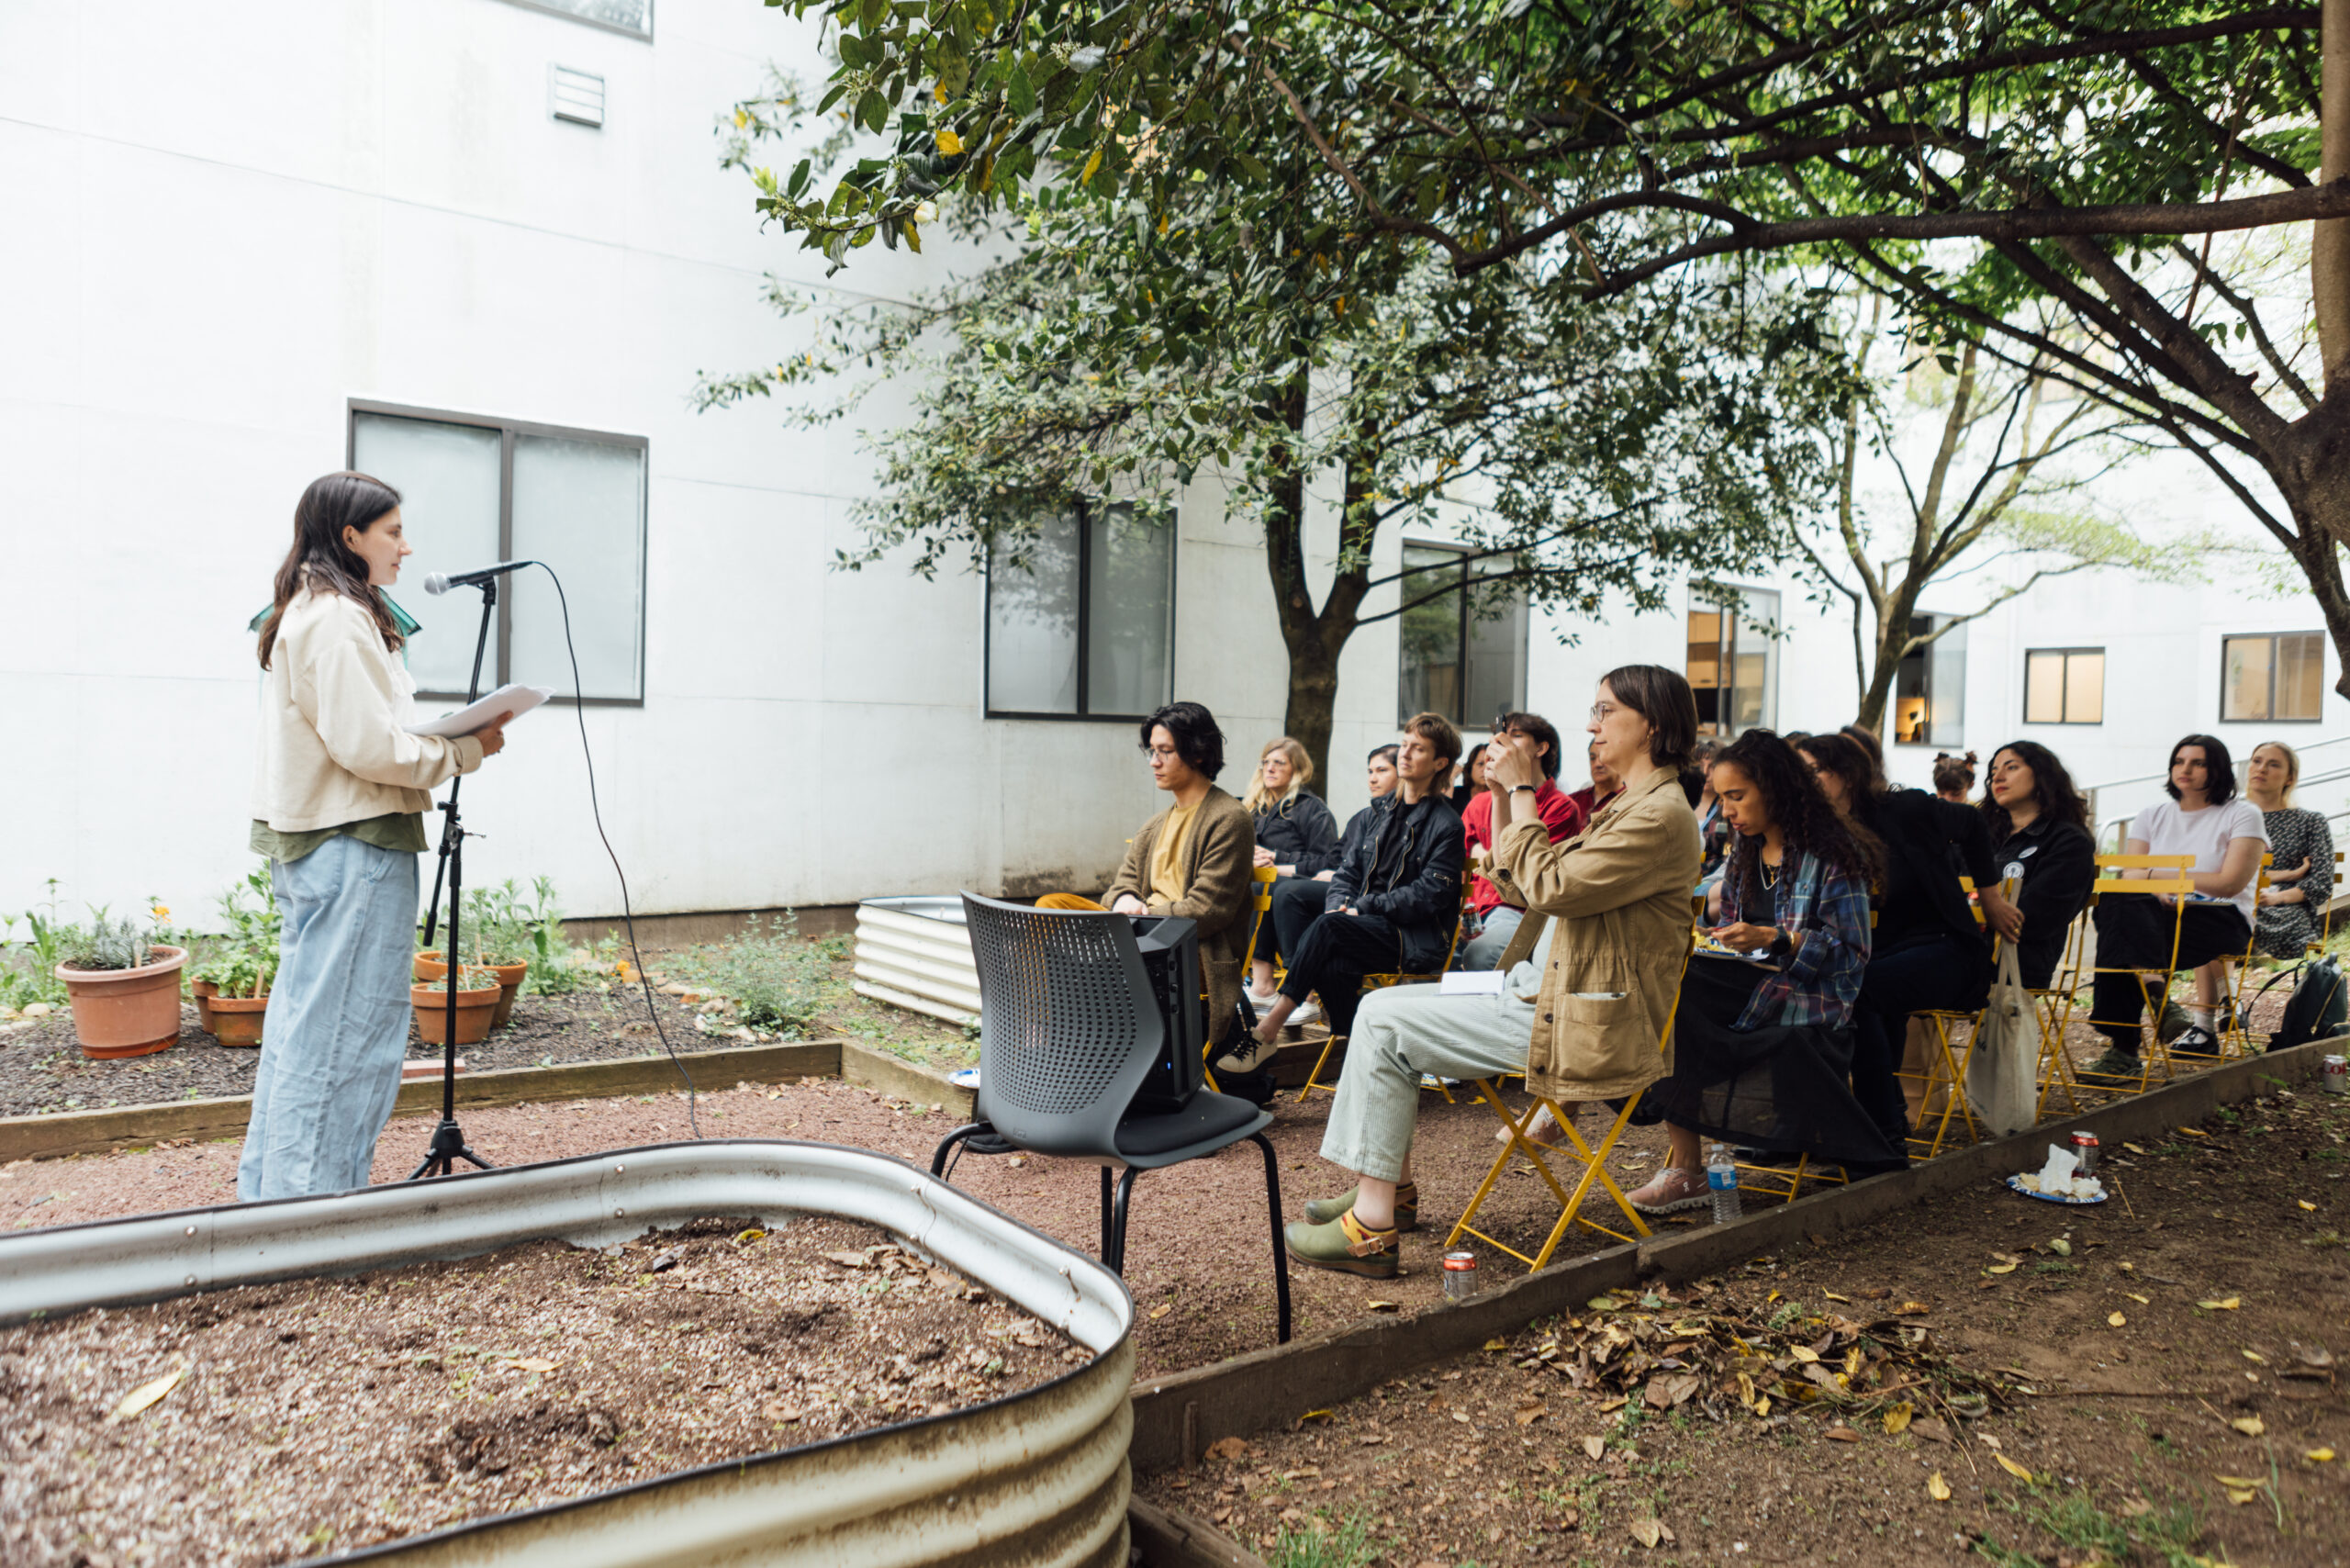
1141;745;1180;761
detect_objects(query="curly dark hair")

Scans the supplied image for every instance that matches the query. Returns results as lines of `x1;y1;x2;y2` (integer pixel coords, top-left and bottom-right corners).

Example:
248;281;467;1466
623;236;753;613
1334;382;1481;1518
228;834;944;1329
1715;728;1884;908
1979;741;2089;842
1139;701;1225;779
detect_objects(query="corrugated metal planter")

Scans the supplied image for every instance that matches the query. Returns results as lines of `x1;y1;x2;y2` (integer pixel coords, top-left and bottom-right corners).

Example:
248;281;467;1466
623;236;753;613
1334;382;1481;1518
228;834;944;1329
854;896;982;1028
0;1141;1135;1568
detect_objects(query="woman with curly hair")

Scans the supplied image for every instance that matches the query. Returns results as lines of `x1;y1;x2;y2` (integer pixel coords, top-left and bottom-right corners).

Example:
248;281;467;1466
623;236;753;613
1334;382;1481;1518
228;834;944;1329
1628;729;1900;1212
1980;741;2098;991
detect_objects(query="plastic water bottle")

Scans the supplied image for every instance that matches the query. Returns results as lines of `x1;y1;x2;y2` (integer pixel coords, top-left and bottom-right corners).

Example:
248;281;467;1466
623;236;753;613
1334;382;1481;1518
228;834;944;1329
1706;1143;1742;1226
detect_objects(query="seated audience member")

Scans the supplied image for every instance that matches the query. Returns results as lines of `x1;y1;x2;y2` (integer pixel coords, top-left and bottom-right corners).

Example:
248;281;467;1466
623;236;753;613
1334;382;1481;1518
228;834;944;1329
2084;734;2266;1077
1570;741;1622;819
1036;701;1256;1035
1932;751;1979;804
1460;711;1582;969
1259;745;1401;1019
1216;714;1464;1074
1283;667;1703;1276
1840;723;1887;782
1628;729;1899;1213
1453;742;1486;812
2244;740;2333;960
1981;741;2097;990
1694;739;1730;880
1242;737;1341;1004
1799;733;2013;1149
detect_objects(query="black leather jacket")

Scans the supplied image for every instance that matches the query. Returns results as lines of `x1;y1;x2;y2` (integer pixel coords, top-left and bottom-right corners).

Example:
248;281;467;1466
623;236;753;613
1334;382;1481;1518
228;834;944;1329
1252;791;1342;877
1326;792;1465;973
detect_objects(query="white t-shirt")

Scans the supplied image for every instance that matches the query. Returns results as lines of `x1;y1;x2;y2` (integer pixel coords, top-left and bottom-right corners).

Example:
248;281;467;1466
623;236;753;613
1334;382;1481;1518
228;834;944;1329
2131;797;2269;923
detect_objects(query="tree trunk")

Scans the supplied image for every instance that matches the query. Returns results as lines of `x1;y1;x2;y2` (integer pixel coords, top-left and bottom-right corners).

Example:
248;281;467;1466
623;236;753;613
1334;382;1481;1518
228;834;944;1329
1259;374;1373;786
1852;575;1926;736
2319;0;2350;387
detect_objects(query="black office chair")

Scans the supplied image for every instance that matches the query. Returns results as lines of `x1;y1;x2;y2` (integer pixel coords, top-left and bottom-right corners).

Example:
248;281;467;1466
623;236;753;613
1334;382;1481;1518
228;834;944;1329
931;893;1292;1344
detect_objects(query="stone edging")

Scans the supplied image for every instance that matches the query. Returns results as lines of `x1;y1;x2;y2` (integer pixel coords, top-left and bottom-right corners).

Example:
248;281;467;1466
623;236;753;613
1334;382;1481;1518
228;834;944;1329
1127;1041;2330;1473
0;1039;977;1164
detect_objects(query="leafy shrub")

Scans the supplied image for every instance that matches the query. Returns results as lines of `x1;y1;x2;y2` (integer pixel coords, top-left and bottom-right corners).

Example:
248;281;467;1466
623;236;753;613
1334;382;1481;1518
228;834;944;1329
445;878;579;994
192;865;280;999
669;913;832;1036
65;913;151;973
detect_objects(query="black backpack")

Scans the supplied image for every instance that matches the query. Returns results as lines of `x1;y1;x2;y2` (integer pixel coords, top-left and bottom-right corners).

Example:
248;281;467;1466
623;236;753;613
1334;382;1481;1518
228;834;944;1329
2258;956;2350;1052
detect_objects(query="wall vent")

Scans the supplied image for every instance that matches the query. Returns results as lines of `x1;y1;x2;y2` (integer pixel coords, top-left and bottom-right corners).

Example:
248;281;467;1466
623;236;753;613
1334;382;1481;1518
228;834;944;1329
549;65;606;128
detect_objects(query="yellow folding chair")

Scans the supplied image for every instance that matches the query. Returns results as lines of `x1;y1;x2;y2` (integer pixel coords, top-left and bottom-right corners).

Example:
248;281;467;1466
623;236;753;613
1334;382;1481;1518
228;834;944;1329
1447;939;1694;1270
1295;857;1475;1103
2049;853;2197;1096
2315;850;2346;954
2031;908;2093;1121
1896;878;2002;1158
2210;854;2273;1061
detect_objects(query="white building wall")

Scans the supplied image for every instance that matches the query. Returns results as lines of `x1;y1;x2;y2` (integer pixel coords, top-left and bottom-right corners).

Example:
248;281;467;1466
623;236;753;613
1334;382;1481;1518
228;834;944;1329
6;0;2347;932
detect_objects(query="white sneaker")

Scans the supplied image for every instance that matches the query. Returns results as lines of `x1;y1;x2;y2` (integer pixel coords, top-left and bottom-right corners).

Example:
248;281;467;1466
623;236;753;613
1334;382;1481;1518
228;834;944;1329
1285;997;1324;1028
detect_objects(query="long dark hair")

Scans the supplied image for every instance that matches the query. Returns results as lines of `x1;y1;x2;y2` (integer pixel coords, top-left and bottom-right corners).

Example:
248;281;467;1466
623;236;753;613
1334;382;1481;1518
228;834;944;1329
2165;733;2237;805
1716;728;1883;908
257;472;405;669
1796;733;1880;813
1980;740;2089;842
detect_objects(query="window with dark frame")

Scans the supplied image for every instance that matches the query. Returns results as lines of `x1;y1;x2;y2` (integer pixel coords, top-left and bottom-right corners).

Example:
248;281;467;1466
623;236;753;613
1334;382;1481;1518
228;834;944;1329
984;504;1175;720
1396;543;1528;725
1685;586;1779;738
1891;614;1967;747
2021;647;2104;725
2221;632;2324;723
348;403;648;705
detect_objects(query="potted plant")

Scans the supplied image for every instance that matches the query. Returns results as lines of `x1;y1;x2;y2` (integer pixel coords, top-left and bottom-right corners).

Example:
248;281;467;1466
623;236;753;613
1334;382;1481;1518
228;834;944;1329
191;867;279;1048
419;881;543;1028
54;911;186;1059
412;966;503;1047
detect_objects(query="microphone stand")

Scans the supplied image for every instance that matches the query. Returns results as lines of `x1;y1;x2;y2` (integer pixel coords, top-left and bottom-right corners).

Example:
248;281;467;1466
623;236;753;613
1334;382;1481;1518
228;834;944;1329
408;579;498;1181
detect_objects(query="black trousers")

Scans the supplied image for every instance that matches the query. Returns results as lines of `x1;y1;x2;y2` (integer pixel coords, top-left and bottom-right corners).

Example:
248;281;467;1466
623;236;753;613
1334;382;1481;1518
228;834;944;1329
1274;902;1404;1041
2088;895;2252;1049
1853;933;1990;1144
1253;875;1326;963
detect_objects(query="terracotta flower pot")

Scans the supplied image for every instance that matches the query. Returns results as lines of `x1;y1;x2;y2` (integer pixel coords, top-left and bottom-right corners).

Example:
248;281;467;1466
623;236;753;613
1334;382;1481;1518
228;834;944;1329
191;979;218;1032
414;950;448;982
482;960;530;1029
207;993;267;1048
55;946;187;1060
411;974;501;1047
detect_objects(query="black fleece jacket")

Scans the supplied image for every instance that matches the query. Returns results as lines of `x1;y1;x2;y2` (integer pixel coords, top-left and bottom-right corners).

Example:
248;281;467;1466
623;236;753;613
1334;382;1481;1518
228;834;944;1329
1251;791;1342;876
1326;791;1465;973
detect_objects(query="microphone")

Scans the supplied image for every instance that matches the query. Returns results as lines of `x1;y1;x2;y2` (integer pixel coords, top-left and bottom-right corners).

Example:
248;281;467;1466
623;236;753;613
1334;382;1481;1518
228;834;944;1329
422;561;535;595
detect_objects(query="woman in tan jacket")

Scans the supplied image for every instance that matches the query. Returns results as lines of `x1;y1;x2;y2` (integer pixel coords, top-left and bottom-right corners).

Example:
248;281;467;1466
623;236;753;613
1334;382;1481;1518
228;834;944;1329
241;473;511;1202
1282;666;1701;1276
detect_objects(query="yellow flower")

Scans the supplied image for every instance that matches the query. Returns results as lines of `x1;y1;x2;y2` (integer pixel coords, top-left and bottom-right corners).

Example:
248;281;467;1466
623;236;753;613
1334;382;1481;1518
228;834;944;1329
151;905;170;921
733;109;747;129
935;129;964;156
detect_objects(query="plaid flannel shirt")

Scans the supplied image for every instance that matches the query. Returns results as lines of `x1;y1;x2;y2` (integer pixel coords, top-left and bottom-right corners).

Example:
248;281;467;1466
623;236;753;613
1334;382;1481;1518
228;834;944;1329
1718;846;1873;1030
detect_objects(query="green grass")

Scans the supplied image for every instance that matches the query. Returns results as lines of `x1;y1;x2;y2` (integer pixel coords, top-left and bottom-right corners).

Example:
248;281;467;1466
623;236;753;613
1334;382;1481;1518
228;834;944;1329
1974;1483;2208;1568
1270;1506;1383;1568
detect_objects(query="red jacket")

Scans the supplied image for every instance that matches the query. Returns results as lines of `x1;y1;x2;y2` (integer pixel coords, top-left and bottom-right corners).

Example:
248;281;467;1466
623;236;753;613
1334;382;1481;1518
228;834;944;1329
1461;780;1583;914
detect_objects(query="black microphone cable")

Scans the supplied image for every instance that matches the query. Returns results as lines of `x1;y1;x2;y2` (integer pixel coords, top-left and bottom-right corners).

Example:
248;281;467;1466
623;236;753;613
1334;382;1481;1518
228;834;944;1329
535;562;701;1140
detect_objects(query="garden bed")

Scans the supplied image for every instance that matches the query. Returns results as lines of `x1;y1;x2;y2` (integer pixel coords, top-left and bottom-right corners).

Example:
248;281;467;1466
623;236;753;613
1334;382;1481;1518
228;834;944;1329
0;1212;1081;1567
0;923;977;1121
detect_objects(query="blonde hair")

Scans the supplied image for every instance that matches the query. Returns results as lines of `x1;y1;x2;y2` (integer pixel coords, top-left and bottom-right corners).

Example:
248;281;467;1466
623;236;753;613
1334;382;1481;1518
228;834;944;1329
1243;736;1314;812
2252;740;2301;807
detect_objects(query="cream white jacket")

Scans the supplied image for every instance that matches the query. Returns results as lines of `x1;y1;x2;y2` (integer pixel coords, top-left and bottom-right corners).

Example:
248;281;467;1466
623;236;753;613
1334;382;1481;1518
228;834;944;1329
252;586;482;832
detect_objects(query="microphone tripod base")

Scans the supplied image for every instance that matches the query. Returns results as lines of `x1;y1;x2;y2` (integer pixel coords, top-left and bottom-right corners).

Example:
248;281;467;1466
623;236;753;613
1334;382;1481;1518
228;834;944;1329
408;1117;495;1180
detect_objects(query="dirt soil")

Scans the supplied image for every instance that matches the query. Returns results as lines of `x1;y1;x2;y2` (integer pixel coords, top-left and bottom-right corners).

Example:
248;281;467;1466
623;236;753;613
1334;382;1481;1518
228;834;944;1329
1138;1084;2350;1567
0;934;974;1119
0;1213;1080;1568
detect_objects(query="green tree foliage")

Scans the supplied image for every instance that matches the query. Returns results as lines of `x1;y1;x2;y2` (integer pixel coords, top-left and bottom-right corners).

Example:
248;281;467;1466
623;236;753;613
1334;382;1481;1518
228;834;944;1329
754;1;2350;700
702;74;1856;770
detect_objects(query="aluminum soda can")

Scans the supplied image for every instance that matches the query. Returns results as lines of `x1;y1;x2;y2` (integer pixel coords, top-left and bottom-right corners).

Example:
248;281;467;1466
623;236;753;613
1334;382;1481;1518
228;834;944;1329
2068;1131;2099;1176
2324;1054;2348;1095
1441;1250;1479;1301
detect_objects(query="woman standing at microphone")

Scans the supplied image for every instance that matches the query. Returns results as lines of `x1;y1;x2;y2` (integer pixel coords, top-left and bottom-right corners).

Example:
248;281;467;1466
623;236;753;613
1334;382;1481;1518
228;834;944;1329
243;473;510;1201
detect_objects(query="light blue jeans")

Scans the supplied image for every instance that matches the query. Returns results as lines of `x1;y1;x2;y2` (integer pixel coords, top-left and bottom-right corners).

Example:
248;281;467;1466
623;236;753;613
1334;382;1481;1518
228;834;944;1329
1459;905;1525;970
238;835;419;1201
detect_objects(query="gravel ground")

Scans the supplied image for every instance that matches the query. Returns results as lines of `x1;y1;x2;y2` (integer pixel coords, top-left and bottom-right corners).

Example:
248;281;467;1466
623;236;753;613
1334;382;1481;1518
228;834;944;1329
0;1212;1078;1568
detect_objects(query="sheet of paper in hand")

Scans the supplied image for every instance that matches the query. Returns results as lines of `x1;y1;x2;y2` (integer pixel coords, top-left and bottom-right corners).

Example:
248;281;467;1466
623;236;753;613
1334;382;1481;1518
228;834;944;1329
403;684;556;739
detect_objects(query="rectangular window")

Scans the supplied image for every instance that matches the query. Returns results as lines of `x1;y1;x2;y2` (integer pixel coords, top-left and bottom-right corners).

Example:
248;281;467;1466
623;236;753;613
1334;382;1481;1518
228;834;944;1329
2021;647;2104;724
1891;614;1967;747
1396;543;1528;725
499;0;653;39
350;403;647;704
2221;632;2323;722
984;504;1175;719
1686;587;1779;737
